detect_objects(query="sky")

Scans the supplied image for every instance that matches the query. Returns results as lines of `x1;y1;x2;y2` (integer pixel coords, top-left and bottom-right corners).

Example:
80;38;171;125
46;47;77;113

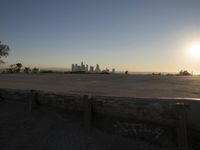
1;0;200;72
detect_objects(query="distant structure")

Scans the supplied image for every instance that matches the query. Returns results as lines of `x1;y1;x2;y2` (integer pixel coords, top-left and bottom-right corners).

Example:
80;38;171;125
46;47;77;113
71;64;75;72
77;65;81;71
102;68;109;74
71;62;89;72
86;65;88;72
71;61;116;74
81;61;85;71
95;64;101;73
75;64;78;72
89;66;94;72
112;68;115;73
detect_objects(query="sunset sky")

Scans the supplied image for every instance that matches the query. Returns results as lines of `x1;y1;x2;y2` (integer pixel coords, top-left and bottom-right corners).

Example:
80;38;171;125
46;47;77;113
1;0;200;73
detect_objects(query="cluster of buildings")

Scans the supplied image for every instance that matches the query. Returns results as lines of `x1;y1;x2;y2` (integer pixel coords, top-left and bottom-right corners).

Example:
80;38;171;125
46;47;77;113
71;62;115;73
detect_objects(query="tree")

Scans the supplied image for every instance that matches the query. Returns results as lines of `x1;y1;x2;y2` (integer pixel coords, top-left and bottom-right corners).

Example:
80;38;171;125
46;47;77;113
15;63;22;73
179;70;191;76
32;67;39;73
0;41;10;64
8;63;23;73
24;67;31;74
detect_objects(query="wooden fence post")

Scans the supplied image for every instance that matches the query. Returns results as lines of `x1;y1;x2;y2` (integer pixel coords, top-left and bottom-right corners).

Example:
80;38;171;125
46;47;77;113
28;90;38;112
0;89;4;102
175;103;188;150
83;95;93;133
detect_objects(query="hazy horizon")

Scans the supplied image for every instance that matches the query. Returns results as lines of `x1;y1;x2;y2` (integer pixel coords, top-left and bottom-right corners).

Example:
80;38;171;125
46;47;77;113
1;0;200;73
0;65;187;75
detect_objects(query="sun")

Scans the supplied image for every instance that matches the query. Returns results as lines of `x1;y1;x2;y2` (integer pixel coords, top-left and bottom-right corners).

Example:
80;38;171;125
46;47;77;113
188;42;200;58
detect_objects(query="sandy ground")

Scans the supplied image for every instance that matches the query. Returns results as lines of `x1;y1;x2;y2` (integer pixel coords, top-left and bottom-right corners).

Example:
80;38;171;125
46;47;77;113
0;100;176;150
1;73;200;98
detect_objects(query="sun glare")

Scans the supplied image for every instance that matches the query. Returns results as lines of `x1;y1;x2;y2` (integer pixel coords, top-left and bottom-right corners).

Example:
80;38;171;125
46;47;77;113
189;42;200;58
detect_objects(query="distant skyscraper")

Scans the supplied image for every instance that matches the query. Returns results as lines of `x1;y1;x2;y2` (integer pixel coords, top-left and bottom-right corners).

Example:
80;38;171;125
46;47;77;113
71;62;115;73
95;64;101;72
90;66;94;72
77;65;81;71
112;68;115;73
86;65;88;72
71;64;75;72
81;61;85;71
75;64;78;72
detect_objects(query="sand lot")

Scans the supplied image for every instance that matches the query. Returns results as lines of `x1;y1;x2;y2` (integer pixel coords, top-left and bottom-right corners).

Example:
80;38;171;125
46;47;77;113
0;100;176;150
1;73;200;98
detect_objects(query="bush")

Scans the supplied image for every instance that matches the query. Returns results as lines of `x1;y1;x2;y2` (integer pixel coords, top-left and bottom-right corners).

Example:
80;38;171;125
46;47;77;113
179;70;191;76
24;67;31;74
32;68;40;73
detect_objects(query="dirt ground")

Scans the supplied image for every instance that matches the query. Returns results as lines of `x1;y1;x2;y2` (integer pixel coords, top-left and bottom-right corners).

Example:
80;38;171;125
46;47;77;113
0;74;196;150
0;100;177;150
1;73;200;98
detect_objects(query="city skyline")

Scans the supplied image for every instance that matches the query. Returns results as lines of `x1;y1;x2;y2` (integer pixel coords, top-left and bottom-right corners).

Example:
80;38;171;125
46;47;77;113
71;61;115;73
1;0;200;73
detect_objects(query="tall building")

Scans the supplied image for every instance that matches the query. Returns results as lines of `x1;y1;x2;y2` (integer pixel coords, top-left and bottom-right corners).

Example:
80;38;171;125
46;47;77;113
95;64;101;72
71;64;75;72
75;64;78;72
81;61;85;71
112;68;115;73
86;65;88;72
90;66;94;72
77;65;81;71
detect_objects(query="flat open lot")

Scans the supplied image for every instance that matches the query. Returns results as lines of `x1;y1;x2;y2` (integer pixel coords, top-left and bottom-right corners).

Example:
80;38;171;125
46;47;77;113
0;100;175;150
1;73;200;98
